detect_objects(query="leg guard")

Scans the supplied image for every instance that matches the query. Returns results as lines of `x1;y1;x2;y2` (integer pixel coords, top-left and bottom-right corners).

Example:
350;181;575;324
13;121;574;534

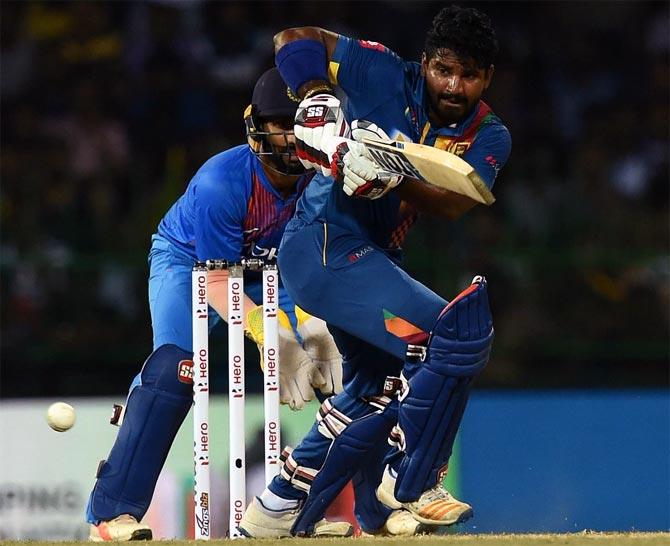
351;440;394;534
393;276;493;502
86;344;194;523
291;396;398;536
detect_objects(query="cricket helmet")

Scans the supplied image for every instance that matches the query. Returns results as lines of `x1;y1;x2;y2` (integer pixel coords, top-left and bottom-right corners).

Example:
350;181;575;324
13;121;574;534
244;68;304;175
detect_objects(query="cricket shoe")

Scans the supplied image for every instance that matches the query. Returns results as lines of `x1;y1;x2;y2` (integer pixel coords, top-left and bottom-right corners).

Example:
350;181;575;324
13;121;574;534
239;497;354;538
89;514;152;541
376;466;473;526
361;509;433;537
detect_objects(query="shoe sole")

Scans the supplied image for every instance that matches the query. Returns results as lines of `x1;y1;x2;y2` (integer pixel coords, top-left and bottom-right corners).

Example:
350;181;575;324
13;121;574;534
414;522;436;535
385;521;435;537
314;524;354;538
237;525;290;539
129;529;153;541
89;529;153;542
411;506;474;526
239;522;353;539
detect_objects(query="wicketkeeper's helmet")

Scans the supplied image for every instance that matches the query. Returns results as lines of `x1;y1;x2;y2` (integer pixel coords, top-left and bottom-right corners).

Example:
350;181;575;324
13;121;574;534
244;68;304;175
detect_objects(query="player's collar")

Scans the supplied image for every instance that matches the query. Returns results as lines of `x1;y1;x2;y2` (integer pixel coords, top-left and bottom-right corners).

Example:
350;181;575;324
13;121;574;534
254;154;311;201
435;102;482;137
418;99;483;141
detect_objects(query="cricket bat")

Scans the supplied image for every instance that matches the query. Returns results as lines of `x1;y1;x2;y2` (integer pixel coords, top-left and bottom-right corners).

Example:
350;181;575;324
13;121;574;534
362;138;495;205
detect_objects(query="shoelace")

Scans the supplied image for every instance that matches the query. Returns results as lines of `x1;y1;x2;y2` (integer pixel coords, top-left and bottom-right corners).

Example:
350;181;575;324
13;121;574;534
113;515;138;524
421;484;454;503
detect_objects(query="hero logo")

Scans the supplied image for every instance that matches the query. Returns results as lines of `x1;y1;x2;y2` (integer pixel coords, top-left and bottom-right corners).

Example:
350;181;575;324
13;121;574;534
366;145;422;180
265;346;278;384
195;492;210;536
197;348;208;391
177;360;194;384
266;420;279;458
195;274;207;318
264;273;276;306
199;422;209;457
233;498;244;527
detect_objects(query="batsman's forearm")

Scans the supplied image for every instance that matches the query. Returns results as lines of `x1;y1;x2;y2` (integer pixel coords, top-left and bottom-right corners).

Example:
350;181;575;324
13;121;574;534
273;26;340;98
396;179;477;220
207;269;257;327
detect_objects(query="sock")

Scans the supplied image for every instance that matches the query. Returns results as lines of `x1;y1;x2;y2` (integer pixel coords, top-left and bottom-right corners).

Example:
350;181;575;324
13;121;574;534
259;488;300;512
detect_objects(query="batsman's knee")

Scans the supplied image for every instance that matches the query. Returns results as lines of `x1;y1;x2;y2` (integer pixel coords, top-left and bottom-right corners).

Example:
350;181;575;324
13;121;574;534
423;275;494;376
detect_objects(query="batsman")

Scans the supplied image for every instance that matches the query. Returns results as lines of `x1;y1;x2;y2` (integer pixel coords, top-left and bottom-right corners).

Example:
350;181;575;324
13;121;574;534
241;4;511;537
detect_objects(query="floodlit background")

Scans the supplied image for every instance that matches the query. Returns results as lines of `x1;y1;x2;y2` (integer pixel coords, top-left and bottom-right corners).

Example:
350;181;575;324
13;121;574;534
1;0;668;540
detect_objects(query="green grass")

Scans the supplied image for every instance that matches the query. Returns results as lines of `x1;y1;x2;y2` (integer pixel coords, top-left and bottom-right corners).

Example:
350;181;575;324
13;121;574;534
2;532;669;546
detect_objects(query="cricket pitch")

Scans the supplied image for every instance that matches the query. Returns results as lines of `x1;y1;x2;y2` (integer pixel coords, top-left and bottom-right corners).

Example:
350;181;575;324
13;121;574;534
2;532;668;546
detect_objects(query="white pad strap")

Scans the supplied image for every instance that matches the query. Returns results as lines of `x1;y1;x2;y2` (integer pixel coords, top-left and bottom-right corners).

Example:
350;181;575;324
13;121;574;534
388;424;406;452
316;398;352;440
365;395;393;413
279;446;319;493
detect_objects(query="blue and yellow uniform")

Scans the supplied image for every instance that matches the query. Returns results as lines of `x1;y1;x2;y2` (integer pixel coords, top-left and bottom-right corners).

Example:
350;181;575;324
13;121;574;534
268;36;510;532
280;36;510;394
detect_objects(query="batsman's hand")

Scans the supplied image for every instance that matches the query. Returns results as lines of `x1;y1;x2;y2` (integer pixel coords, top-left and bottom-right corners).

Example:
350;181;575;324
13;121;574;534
295;307;343;395
246;305;317;411
294;93;348;174
329;120;403;200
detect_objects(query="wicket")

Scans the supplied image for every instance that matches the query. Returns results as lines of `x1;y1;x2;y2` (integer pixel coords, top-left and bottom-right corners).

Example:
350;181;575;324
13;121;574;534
191;259;280;539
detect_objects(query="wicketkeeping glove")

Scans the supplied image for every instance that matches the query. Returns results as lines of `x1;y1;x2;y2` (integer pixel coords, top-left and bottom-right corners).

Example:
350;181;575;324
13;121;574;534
246;305;317;411
294;93;348;173
295;306;343;395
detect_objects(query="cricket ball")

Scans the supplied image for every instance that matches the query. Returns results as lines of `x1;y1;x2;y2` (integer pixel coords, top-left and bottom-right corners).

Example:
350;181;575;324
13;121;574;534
46;402;76;432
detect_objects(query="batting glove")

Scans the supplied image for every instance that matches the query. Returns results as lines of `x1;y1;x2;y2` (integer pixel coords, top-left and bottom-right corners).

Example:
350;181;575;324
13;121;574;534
294;93;348;174
329;139;402;201
351;119;393;144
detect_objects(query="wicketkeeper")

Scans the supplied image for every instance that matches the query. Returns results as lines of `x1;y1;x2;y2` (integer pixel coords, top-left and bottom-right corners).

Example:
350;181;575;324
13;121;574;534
86;68;347;541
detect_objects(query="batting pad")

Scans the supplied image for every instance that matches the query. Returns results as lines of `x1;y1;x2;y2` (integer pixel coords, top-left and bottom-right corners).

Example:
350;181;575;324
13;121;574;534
291;401;398;536
394;278;493;502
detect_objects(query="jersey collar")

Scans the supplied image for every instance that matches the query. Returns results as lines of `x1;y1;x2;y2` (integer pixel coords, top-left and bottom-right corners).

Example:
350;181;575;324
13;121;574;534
253;155;311;202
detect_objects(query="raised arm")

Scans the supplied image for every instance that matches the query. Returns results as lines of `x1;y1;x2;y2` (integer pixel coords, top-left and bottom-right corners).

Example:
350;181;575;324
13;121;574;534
274;29;490;221
273;27;340;98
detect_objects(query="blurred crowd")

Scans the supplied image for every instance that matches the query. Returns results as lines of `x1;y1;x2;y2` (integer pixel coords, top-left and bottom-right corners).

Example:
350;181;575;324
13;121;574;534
1;1;668;396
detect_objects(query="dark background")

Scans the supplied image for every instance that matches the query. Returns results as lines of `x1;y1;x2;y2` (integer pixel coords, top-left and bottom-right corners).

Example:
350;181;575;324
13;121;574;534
1;1;668;398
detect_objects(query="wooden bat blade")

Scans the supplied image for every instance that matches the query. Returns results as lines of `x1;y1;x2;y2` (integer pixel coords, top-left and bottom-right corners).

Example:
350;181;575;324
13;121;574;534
361;138;495;205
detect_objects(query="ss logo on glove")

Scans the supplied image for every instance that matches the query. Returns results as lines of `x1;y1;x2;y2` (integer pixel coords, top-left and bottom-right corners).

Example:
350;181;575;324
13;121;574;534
305;105;326;120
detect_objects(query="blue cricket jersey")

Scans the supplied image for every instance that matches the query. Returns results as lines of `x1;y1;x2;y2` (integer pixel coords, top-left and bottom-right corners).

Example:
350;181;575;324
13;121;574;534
292;36;512;252
158;145;311;262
